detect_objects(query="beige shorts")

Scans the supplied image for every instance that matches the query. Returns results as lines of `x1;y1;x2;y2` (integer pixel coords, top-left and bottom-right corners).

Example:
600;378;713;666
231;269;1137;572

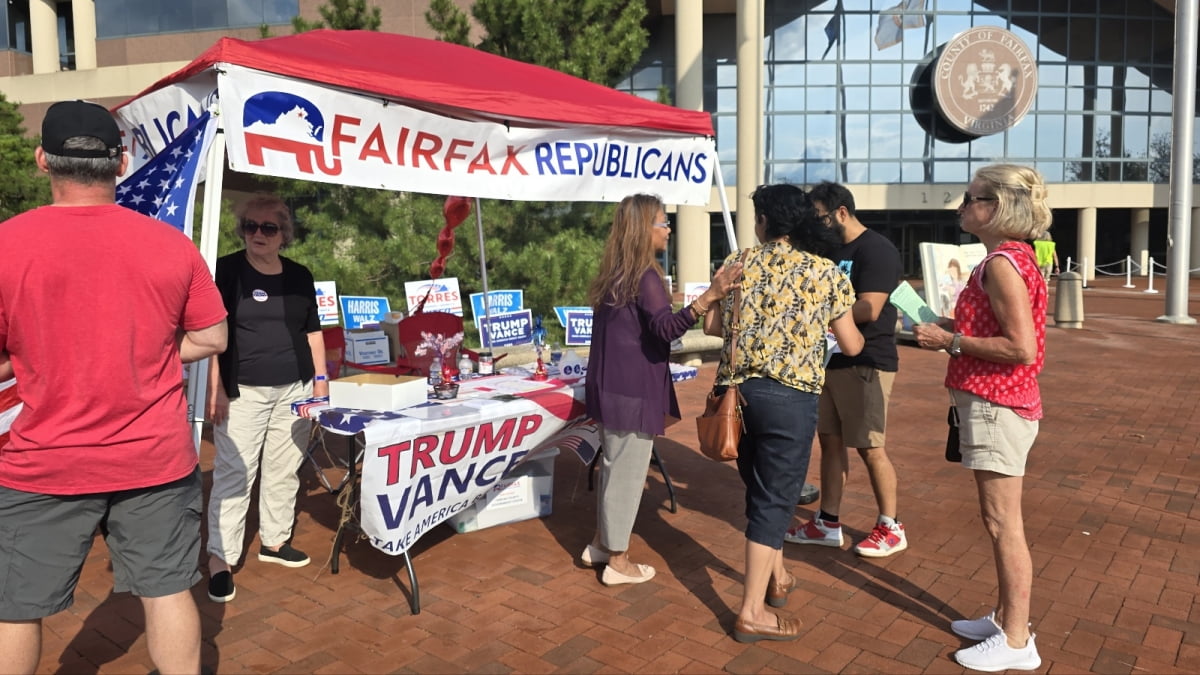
951;389;1038;476
817;366;895;449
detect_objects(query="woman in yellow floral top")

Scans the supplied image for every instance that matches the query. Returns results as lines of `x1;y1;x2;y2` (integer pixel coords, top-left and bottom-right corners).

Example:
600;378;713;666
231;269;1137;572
705;183;863;643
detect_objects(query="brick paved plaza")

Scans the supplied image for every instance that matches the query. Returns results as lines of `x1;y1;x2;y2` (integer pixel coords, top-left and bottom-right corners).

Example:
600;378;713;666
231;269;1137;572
37;277;1200;674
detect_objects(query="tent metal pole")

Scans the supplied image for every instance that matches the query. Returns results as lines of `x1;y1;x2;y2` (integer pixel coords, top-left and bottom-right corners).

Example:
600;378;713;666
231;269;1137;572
187;118;227;451
474;197;493;348
713;162;739;252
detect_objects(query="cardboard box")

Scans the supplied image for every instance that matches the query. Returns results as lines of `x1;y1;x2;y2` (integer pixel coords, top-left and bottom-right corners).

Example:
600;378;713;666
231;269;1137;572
447;449;558;533
379;312;406;362
345;329;390;365
328;373;427;411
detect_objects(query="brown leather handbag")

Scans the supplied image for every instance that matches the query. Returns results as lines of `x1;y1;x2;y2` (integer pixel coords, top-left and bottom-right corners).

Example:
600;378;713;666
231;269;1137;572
696;267;745;462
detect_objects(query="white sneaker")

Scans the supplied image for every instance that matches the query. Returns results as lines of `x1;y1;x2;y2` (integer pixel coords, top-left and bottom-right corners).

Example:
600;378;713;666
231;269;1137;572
955;632;1041;673
784;518;843;546
951;611;1003;641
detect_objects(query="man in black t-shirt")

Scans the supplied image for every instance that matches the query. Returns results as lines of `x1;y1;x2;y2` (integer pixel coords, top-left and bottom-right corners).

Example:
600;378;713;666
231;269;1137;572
785;182;907;557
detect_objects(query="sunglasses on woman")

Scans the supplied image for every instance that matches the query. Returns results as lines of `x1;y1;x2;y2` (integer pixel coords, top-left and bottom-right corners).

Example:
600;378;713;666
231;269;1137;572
962;192;997;206
242;220;281;236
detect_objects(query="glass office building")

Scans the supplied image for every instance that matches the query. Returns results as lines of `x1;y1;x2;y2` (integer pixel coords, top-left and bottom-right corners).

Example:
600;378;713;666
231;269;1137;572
3;0;1194;282
621;1;1195;278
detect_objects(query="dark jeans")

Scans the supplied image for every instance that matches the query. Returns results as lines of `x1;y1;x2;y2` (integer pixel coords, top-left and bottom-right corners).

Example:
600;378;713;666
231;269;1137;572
726;377;819;549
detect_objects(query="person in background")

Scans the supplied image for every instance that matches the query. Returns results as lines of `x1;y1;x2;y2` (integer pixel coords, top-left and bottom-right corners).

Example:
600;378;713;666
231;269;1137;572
0;100;227;675
705;184;863;643
913;164;1049;672
205;194;327;603
786;181;907;558
583;194;742;586
1033;232;1059;282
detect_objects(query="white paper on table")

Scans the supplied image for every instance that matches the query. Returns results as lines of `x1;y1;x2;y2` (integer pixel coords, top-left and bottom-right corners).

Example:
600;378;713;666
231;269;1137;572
492;378;559;394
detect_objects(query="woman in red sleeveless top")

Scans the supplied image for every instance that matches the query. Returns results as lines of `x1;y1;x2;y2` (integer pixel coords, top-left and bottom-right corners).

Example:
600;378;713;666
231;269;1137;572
913;164;1051;673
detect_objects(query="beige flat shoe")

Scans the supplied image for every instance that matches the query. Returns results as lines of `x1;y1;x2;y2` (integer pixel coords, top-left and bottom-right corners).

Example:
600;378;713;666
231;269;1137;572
580;544;610;566
601;563;656;586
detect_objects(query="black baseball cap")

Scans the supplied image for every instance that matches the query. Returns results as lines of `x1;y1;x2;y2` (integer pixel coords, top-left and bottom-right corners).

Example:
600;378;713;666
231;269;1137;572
40;100;122;159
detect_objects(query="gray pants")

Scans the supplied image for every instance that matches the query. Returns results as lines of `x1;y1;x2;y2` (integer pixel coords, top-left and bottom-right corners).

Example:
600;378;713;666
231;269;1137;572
597;426;654;552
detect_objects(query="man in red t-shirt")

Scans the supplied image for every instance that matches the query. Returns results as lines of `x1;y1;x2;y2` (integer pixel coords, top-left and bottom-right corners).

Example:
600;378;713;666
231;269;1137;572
0;100;227;675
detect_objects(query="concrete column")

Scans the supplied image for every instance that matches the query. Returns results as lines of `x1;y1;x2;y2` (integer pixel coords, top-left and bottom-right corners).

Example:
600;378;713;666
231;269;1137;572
1077;206;1097;282
1191;207;1200;277
1131;208;1150;276
72;0;98;71
675;1;710;285
735;0;761;249
30;0;60;74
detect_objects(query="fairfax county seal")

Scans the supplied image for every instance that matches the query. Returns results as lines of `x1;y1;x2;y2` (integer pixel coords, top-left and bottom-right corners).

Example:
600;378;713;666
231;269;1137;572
933;27;1037;137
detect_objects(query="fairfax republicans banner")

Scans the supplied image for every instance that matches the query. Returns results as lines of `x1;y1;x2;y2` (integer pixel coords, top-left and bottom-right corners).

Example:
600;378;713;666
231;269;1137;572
218;66;714;205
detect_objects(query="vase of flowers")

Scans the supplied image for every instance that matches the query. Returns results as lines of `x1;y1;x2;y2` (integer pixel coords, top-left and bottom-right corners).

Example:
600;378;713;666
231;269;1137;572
414;331;464;385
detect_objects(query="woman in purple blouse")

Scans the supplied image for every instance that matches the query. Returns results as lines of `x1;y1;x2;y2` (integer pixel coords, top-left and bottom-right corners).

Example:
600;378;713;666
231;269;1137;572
581;194;742;585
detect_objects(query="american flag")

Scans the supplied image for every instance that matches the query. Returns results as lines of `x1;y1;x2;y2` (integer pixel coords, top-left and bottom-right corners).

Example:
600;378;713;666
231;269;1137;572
0;379;19;449
116;111;217;236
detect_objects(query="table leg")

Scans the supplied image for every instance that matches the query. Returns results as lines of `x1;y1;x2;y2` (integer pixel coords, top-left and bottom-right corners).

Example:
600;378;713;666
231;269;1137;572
331;434;359;575
651;446;678;514
403;551;420;614
326;432;422;614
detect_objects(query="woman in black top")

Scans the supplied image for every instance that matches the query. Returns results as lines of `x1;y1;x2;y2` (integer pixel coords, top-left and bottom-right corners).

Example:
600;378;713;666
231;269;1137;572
204;194;327;603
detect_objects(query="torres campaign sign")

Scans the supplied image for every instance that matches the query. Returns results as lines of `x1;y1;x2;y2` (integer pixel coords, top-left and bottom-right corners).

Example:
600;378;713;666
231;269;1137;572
404;278;463;316
314;281;339;326
683;282;710;308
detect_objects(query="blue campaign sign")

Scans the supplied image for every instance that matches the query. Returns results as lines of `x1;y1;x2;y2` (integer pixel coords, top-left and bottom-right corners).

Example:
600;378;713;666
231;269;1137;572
554;306;590;327
564;309;594;346
479;309;534;348
469;290;524;329
339;295;391;329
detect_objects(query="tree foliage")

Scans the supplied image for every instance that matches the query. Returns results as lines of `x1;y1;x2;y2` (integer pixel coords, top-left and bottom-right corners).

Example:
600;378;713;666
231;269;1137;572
1066;130;1197;183
292;0;382;32
426;0;649;87
0;93;51;221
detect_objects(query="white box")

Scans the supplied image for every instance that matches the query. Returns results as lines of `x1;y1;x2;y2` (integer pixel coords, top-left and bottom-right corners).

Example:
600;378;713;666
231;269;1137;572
328;373;427;411
447;448;558;533
345;329;390;365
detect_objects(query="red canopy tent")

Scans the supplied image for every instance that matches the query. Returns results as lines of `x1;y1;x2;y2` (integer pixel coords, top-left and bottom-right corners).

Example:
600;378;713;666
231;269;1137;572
110;29;735;446
117;29;714;137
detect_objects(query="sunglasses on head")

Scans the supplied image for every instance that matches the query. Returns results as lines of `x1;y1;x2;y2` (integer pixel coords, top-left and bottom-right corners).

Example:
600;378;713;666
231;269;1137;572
962;192;997;206
242;220;280;236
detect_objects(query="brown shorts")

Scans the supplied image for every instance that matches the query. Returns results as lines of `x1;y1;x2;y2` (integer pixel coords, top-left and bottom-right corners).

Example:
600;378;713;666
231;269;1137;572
817;366;895;449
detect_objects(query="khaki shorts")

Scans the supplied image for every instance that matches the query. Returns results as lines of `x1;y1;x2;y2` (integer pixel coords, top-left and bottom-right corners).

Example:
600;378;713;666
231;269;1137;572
817;366;895;449
951;389;1038;476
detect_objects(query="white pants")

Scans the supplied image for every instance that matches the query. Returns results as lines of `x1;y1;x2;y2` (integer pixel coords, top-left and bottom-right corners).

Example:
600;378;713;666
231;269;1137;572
207;380;310;565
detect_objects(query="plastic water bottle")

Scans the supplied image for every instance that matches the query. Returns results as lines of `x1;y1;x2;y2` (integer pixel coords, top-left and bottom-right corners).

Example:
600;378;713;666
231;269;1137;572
457;352;474;379
428;355;443;386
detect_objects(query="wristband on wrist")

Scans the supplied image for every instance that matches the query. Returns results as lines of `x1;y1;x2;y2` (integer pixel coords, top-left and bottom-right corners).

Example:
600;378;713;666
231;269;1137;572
313;375;328;382
690;301;708;318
